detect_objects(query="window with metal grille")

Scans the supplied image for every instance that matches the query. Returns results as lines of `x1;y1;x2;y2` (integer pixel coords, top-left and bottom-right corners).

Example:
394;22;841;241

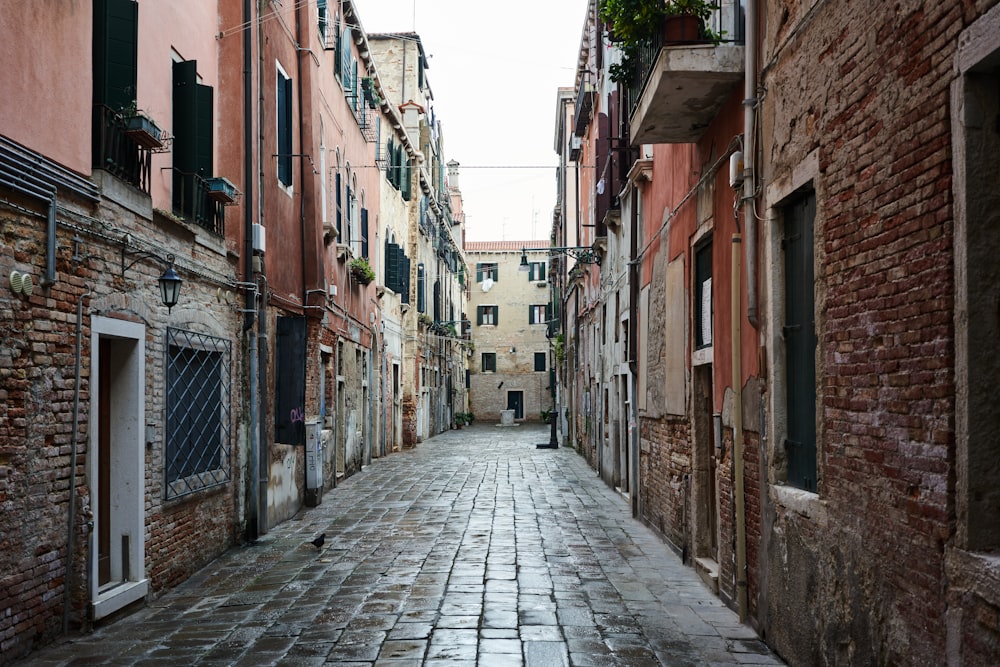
165;328;232;499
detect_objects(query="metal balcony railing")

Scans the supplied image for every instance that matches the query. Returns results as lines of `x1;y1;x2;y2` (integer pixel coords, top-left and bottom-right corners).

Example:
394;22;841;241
626;1;746;119
172;169;224;236
93;104;152;193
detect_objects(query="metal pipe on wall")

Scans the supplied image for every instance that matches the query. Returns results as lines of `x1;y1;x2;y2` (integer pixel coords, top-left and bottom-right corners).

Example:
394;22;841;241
732;233;748;621
744;0;759;329
63;286;89;634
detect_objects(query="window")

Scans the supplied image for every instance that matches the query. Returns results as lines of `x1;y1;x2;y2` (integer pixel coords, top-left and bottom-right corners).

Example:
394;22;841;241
529;304;550;325
953;28;1000;551
783;191;817;492
417;263;426;313
476;263;498;282
165;328;232;499
694;240;713;349
477;305;497;326
317;0;328;45
482;352;496;372
534;352;547;372
384;237;410;302
527;261;546;281
276;64;293;187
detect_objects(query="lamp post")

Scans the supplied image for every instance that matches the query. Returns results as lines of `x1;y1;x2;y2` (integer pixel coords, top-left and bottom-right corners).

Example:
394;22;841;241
519;245;600;449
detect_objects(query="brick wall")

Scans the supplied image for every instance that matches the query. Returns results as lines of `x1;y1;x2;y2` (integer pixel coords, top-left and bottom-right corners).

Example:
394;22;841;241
761;0;967;662
0;190;242;660
638;416;690;552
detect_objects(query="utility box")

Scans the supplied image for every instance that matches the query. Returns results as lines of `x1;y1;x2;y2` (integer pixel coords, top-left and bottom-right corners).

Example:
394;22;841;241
304;419;323;506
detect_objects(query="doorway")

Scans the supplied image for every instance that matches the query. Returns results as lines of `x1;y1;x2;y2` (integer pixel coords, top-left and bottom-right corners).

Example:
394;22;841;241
89;317;148;619
691;363;719;592
506;390;524;419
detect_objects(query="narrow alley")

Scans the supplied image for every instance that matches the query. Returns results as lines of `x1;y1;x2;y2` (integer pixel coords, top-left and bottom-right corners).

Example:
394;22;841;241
20;424;782;667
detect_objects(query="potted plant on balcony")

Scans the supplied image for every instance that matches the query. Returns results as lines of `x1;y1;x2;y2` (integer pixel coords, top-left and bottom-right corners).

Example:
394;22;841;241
349;257;375;285
123;110;164;149
600;0;720;82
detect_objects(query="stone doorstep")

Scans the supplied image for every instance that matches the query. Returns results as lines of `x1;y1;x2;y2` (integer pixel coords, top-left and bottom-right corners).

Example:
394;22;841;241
694;557;719;594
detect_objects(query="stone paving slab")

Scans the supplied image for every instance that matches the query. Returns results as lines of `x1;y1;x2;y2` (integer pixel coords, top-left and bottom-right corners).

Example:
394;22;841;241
16;424;784;666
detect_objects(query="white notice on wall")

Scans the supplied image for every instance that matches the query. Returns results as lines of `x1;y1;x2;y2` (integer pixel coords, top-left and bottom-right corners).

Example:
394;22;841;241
701;278;712;346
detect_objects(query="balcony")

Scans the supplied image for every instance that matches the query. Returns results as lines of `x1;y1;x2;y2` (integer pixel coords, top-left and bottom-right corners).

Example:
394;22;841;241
93;104;153;193
625;4;745;144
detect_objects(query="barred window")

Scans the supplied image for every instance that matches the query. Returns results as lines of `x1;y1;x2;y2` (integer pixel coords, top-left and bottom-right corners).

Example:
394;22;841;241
165;328;232;499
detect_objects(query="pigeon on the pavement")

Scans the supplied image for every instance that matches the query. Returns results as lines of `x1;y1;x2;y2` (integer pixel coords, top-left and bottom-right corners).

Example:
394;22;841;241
310;533;326;549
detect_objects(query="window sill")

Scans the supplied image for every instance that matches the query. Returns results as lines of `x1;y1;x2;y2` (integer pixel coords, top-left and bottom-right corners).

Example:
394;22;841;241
771;483;827;526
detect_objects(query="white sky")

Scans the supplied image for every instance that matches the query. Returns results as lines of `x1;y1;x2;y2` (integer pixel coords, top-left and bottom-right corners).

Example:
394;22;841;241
356;0;588;242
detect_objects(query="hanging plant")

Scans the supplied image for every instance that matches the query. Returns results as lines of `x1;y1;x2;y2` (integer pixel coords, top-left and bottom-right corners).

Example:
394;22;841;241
349;257;375;285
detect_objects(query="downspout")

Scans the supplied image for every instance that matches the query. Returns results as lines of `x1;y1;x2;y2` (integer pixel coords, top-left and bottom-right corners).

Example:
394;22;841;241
242;0;260;542
295;2;308;307
744;0;759;329
733;0;757;623
732;233;748;621
257;0;269;536
63;286;89;634
628;184;640;518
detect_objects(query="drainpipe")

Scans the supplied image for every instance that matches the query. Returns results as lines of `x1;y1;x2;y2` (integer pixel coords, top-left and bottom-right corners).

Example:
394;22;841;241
241;0;261;542
629;184;640;518
732;233;748;621
63;286;89;634
743;0;759;329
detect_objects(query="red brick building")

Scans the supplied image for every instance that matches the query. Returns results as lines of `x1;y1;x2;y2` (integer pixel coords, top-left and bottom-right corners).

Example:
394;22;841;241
556;0;1000;663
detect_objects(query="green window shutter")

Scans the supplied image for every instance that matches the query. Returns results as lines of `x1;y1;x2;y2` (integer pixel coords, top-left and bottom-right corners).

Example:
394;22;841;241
528;305;534;324
172;60;199;218
335;172;342;237
277;74;293;186
385;240;398;289
417;264;426;313
494;306;500;325
476;263;483;282
361;208;369;258
476;306;483;326
401;253;411;304
94;0;138;113
784;192;818;492
195;84;213;179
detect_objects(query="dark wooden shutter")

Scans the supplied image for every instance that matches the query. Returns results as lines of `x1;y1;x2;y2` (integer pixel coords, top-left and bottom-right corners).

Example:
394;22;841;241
361;207;369;258
277;74;293;186
528;305;534;324
433;280;441;322
335;173;342;238
494;306;499;325
784;191;817;492
275;316;307;445
173;60;199;218
477;306;483;325
94;0;138;112
417;264;425;313
385;241;398;290
476;263;483;283
195;84;213;179
401;253;411;304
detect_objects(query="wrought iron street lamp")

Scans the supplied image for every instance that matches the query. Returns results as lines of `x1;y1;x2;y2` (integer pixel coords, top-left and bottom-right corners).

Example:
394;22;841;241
518;245;601;270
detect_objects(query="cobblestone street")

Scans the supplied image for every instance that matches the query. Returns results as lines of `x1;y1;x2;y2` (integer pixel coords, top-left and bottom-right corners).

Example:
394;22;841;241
21;424;783;666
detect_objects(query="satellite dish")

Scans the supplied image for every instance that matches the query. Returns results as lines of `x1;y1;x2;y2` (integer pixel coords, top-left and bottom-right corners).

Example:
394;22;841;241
481;278;494;292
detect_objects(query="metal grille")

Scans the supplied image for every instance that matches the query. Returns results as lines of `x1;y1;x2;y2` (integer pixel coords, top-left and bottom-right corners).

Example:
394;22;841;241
165;328;232;499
